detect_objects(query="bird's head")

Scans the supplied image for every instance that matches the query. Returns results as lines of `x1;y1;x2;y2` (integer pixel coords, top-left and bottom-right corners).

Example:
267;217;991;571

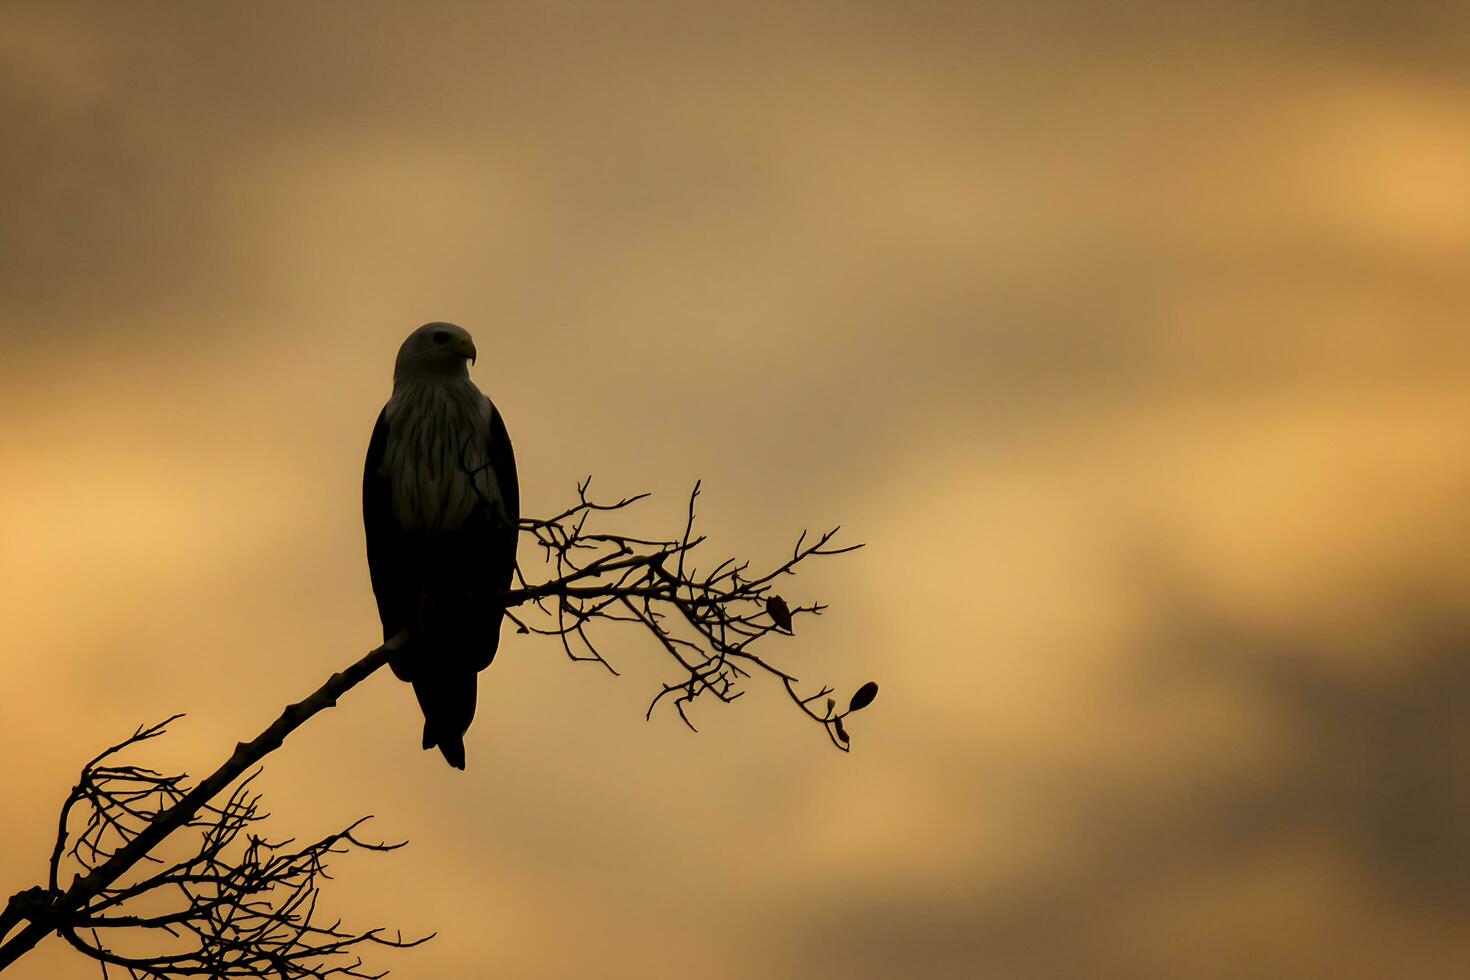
393;322;478;381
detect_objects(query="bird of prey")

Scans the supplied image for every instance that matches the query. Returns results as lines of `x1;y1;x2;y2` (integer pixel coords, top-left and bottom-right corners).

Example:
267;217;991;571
362;322;519;769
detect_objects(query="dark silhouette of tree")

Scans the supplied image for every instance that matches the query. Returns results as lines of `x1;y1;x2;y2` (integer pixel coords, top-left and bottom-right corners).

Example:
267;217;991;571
0;480;875;976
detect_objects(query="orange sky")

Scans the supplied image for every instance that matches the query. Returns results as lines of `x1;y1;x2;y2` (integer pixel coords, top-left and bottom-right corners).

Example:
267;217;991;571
4;3;1470;978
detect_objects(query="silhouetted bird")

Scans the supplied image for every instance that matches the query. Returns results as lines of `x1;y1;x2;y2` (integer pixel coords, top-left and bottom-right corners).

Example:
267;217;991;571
363;322;519;769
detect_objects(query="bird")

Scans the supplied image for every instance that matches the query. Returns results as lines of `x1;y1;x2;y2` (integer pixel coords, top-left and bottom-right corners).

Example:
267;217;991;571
362;322;519;769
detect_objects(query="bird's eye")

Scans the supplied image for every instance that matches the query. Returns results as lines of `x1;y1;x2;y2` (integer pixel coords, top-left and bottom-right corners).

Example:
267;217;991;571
432;331;451;344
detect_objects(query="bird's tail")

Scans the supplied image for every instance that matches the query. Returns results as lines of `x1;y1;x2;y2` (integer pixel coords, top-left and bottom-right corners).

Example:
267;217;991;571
412;660;477;770
399;595;505;770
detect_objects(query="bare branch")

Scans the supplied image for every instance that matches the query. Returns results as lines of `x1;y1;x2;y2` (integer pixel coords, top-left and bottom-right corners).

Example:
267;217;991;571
0;635;408;972
2;479;873;977
507;480;870;750
22;721;428;978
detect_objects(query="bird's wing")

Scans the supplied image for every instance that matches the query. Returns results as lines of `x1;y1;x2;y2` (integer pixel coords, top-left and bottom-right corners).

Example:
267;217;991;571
480;397;519;616
363;406;416;644
487;399;519;541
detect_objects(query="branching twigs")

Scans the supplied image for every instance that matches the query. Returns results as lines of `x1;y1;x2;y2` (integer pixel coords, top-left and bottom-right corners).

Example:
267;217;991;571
512;478;874;750
0;637;409;974
40;718;426;979
1;479;873;976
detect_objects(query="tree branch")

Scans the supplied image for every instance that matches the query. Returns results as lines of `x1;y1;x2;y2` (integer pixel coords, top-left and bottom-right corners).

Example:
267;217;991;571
0;636;406;972
1;480;875;976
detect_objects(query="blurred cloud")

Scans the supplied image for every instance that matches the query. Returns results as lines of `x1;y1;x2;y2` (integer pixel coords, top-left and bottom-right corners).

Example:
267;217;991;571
4;2;1470;978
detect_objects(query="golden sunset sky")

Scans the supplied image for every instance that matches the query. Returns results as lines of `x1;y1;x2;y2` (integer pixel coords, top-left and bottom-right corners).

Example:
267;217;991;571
3;3;1470;977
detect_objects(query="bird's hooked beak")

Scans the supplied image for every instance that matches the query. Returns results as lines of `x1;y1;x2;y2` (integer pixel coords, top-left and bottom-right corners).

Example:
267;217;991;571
451;335;477;365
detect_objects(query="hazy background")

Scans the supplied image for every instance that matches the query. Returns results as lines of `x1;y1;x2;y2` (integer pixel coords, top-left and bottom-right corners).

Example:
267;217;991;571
4;3;1470;977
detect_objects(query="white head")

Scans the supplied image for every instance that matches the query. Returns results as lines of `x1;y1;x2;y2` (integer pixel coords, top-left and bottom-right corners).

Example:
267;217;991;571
393;322;478;383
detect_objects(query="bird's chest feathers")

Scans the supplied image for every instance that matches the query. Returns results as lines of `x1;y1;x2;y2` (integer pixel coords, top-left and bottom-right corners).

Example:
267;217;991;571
380;382;500;534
